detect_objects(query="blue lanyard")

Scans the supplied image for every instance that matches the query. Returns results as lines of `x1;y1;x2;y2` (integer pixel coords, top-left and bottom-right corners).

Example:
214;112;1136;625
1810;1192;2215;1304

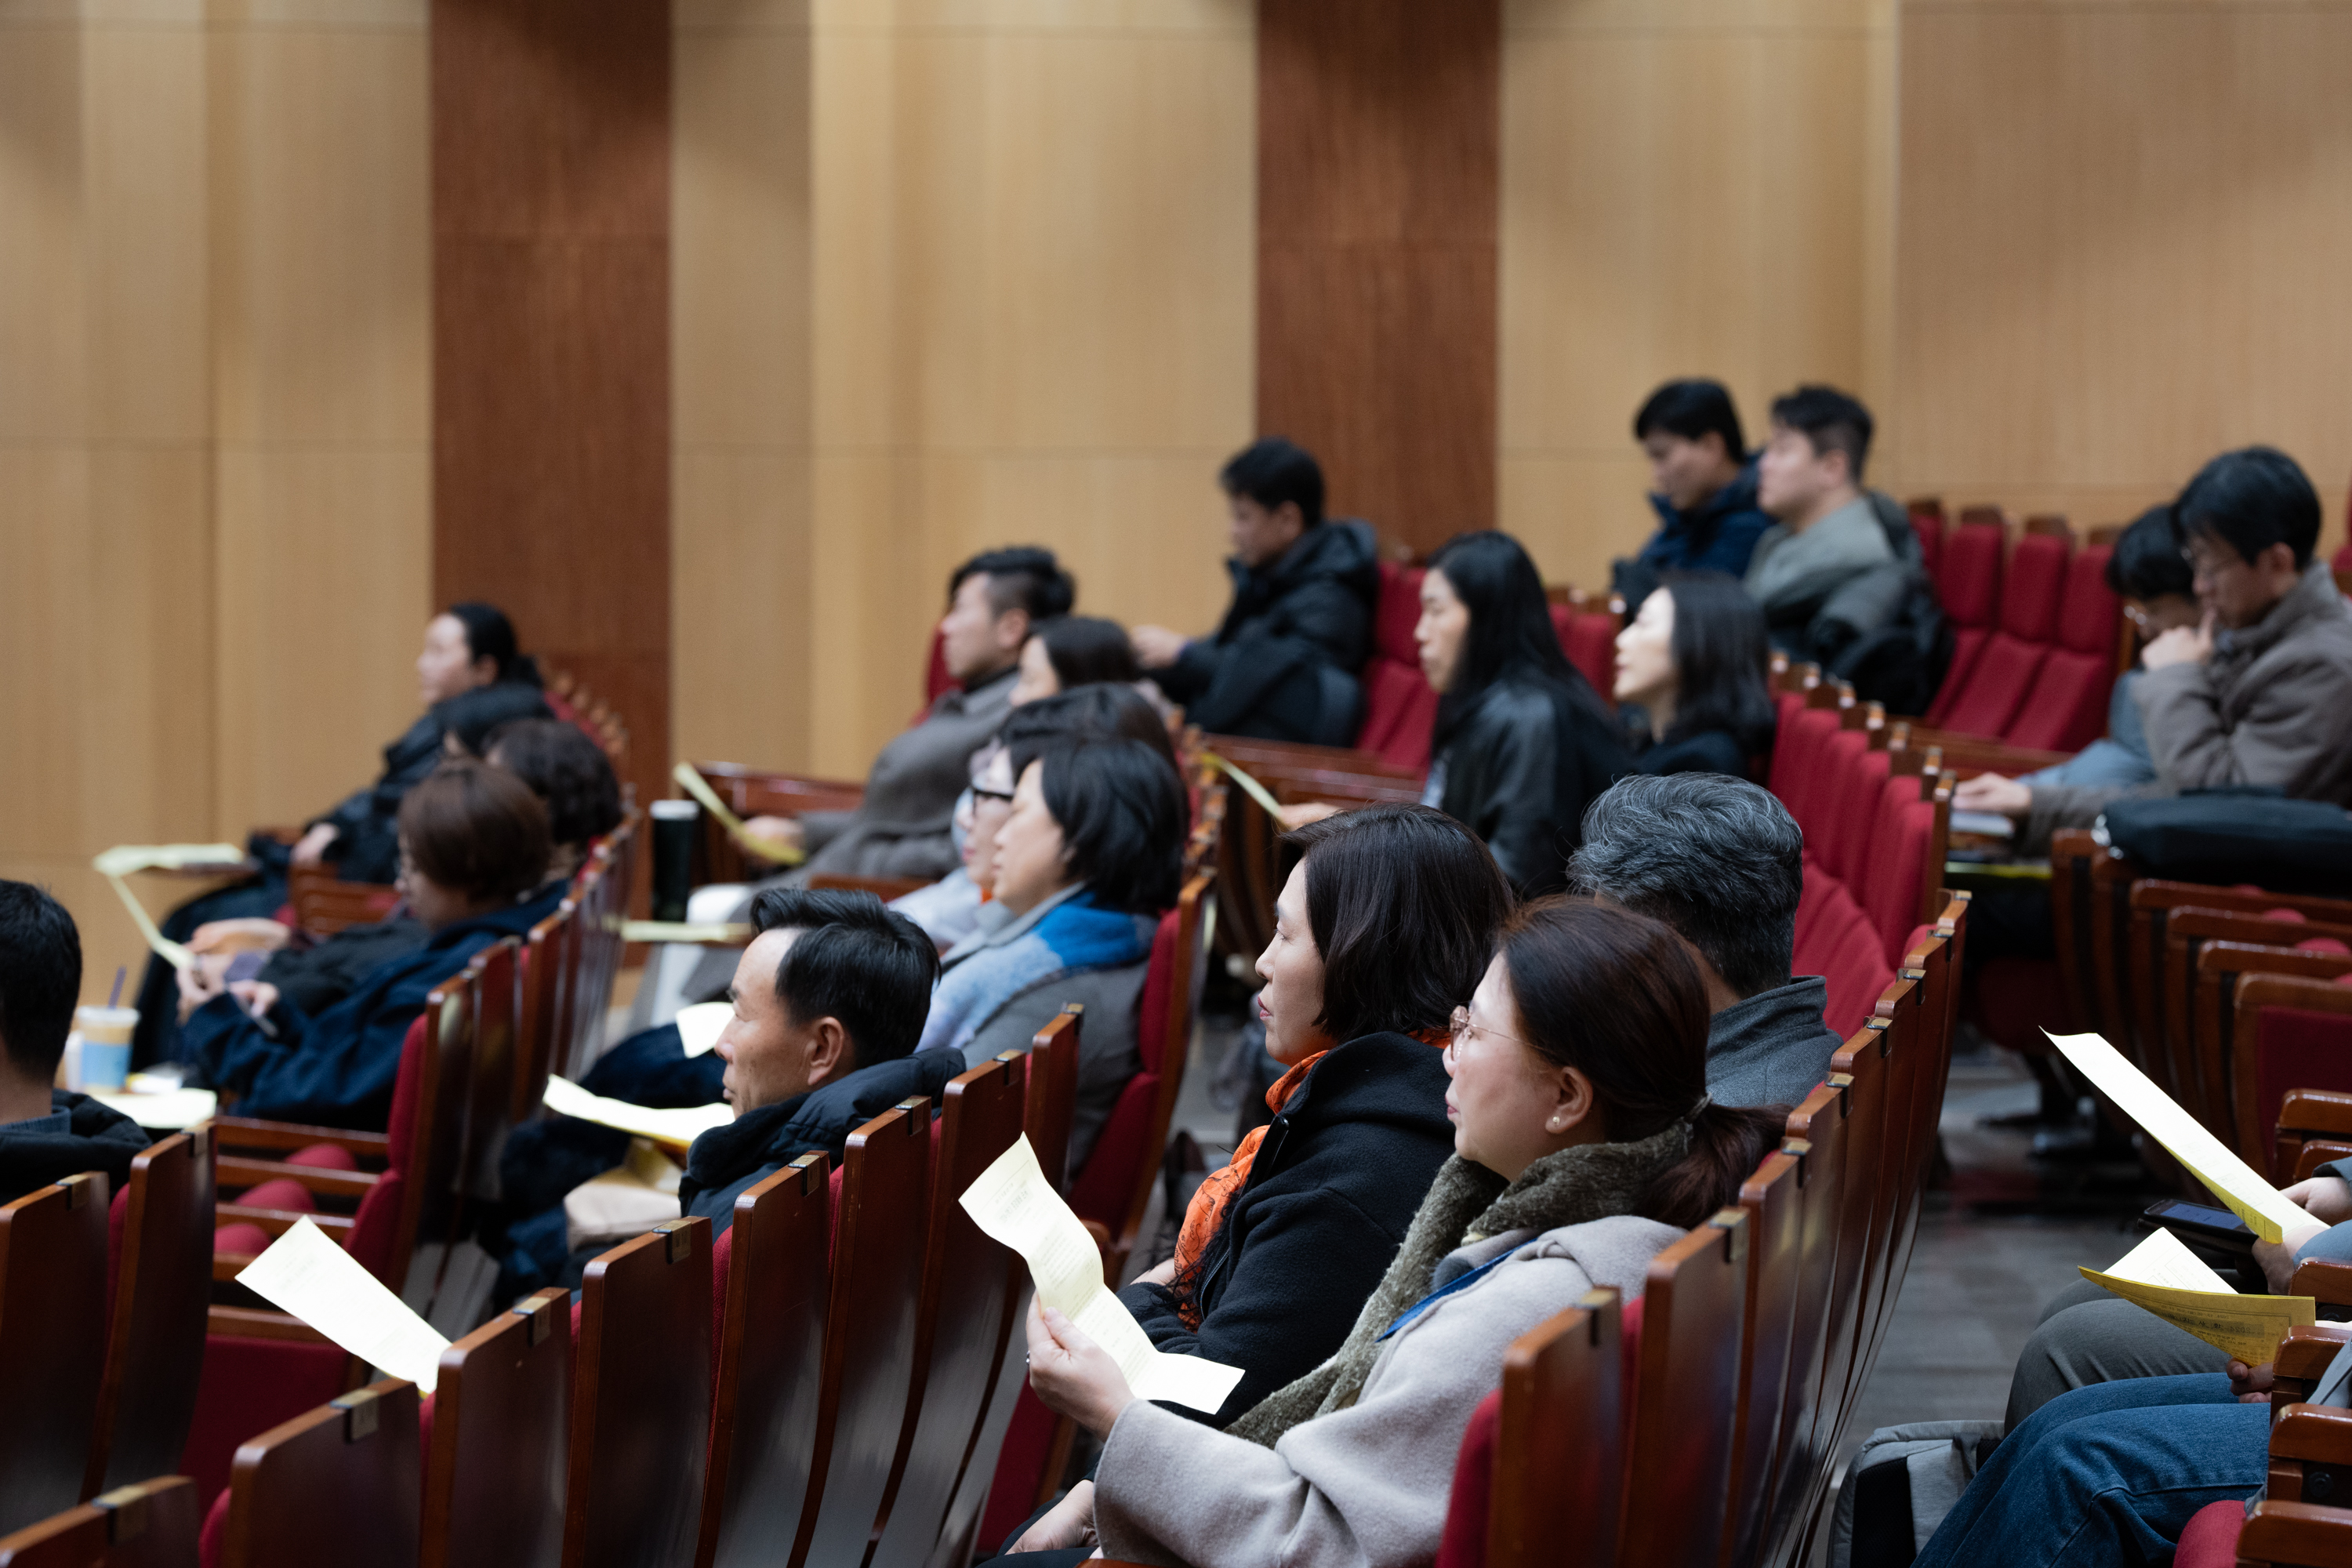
1379;1252;1512;1341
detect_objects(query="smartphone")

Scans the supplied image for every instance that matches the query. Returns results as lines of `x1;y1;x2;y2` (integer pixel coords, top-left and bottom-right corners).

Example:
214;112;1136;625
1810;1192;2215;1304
2143;1199;2258;1257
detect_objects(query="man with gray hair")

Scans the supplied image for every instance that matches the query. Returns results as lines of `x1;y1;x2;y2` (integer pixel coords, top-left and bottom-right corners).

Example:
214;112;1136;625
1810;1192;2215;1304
1566;774;1839;1105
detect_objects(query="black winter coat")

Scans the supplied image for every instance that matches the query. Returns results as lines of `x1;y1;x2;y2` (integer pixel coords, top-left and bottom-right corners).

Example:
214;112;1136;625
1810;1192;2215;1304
1122;1033;1455;1426
1432;677;1635;898
312;682;552;884
0;1091;151;1206
1152;521;1381;745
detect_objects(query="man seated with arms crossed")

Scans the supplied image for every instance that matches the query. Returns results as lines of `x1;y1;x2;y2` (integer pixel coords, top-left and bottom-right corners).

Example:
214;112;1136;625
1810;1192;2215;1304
1131;437;1380;746
1568;774;1840;1106
0;881;149;1204
677;888;957;1234
1955;446;2352;854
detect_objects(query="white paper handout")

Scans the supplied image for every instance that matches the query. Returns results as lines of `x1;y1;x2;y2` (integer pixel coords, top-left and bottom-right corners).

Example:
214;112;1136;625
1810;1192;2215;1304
235;1217;451;1392
960;1134;1245;1414
542;1075;733;1149
675;1001;731;1058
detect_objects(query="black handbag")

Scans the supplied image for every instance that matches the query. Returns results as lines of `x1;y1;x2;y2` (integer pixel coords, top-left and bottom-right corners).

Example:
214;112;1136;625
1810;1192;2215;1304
2102;789;2352;895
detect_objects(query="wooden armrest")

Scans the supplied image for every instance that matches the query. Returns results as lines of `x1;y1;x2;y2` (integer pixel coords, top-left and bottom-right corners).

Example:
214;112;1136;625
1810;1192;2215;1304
2244;1501;2352;1566
213;1254;259;1282
215;1206;355;1240
2299;1142;2352;1183
209;1117;390;1160
206;1305;333;1345
2278;1326;2352;1380
2293;1260;2352;1308
1891;724;2070;776
215;1156;379;1202
2285;1092;2352;1141
2274;1405;2352;1465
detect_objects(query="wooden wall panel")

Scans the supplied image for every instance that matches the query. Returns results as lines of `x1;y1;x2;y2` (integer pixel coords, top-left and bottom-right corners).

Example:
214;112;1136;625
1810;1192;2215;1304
1497;0;1895;593
1895;0;2352;549
1257;0;1501;558
434;0;671;811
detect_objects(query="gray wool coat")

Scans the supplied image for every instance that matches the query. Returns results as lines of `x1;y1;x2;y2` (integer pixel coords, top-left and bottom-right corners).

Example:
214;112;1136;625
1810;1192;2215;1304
1092;1212;1681;1568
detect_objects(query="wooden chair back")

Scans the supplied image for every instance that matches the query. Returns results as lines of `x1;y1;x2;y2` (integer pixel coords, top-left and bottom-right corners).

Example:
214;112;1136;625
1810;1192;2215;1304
1102;870;1218;1281
1861;978;1924;1353
786;1102;933;1568
456;938;522;1201
1620;1210;1749;1568
564;1218;713;1568
0;1475;198;1568
287;864;402;937
87;1131;214;1498
2049;829;2112;1036
424;1289;569;1568
1488;1294;1624;1568
699;1156;831;1568
397;960;488;1308
516;895;579;1123
2278;1088;2352;1185
868;1057;1029;1567
2161;909;2352;1137
1720;1152;1803;1568
2086;842;2141;1066
1760;1087;1850;1568
2240;1501;2352;1566
0;1173;111;1534
2191;945;2352;1171
1822;1017;1892;1438
1024;1008;1083;1196
561;824;636;1084
218;1381;420;1568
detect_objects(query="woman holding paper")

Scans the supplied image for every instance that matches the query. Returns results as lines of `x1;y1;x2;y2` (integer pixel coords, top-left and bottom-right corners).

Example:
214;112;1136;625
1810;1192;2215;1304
1006;898;1788;1566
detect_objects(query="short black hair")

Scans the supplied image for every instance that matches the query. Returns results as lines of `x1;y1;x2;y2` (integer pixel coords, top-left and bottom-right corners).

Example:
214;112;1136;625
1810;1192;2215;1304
1567;774;1806;999
949;547;1077;623
1219;437;1325;528
1282;804;1514;1042
2175;446;2321;572
1633;379;1747;463
2104;506;2195;602
1022;735;1188;916
1031;615;1142;690
445;601;540;687
0;881;81;1083
1769;385;1874;484
745;888;940;1068
434;682;554;757
1001;684;1178;775
484;717;625;848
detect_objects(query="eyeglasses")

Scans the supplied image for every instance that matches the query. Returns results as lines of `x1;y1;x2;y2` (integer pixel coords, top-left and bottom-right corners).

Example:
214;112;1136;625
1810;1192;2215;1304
1448;1005;1531;1052
971;786;1017;806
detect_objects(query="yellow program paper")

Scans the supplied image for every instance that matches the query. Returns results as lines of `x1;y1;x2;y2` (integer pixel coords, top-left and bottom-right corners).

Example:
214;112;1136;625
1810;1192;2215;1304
93;844;245;971
2043;1030;2307;1243
2082;1227;2314;1366
542;1075;732;1150
960;1135;1245;1414
616;920;753;945
669;764;806;866
236;1217;451;1392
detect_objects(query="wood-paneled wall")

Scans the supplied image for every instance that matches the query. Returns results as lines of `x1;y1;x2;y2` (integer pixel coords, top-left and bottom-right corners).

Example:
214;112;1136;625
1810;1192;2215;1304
1893;0;2352;547
1258;0;1501;558
1497;0;1896;592
0;1;429;1001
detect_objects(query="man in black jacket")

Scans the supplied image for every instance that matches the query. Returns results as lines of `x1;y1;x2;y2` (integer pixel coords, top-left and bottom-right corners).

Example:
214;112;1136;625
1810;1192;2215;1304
1133;439;1381;745
0;882;150;1205
676;888;958;1232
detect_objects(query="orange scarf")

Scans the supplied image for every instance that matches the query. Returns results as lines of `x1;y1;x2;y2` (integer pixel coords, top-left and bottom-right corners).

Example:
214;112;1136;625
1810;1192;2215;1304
1170;1029;1446;1327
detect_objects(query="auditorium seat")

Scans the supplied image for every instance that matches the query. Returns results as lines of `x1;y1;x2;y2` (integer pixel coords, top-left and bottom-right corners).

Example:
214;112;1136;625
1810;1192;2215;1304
1796;869;1896;1040
2231;975;2352;1182
1617;1210;1748;1566
1922;517;2005;723
1722;1151;1805;1568
2005;543;2120;753
564;1218;713;1568
1354;562;1438;775
205;1380;420;1568
1762;1080;1854;1567
1907;497;1945;583
0;1174;111;1535
1925;528;2068;738
422;1288;569;1568
0;1475;198;1568
89;1131;213;1500
1547;594;1620;706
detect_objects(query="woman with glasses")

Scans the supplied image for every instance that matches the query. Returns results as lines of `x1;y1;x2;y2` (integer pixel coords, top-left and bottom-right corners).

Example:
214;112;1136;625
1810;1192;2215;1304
1013;805;1512;1514
1008;896;1788;1566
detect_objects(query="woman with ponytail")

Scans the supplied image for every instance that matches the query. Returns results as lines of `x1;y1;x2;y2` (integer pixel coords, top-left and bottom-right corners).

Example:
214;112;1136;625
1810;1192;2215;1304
1006;898;1788;1566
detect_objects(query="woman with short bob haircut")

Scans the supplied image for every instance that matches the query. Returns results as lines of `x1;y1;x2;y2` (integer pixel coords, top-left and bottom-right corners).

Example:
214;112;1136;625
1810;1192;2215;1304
1102;804;1513;1443
1011;614;1148;706
1610;571;1777;780
1009;899;1788;1566
925;732;1189;1173
184;760;565;1131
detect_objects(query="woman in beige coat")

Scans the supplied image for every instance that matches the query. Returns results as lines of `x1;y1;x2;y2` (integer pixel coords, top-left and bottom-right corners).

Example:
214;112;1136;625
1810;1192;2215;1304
1006;899;1791;1567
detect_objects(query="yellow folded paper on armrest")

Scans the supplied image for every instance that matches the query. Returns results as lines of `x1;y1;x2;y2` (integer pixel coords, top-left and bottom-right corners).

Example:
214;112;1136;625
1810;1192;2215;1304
615;920;753;945
2082;1226;2314;1366
670;764;805;866
2043;1030;2309;1243
93;844;246;971
960;1134;1245;1415
541;1076;733;1152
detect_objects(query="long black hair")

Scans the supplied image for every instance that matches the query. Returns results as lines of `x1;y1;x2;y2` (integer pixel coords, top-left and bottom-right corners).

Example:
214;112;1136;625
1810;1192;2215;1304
1655;572;1776;757
1033;615;1143;690
446;602;542;688
1426;532;1610;750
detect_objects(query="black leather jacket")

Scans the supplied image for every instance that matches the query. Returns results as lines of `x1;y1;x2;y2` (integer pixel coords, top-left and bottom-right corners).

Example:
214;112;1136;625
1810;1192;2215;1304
1432;678;1635;897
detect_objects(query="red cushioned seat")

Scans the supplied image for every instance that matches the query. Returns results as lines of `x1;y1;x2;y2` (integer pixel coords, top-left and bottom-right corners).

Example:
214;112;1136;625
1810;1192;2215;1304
1810;884;1895;1039
1911;508;1944;582
1065;906;1178;1229
1863;774;1936;967
1812;732;1886;885
1934;631;2049;737
283;1142;361;1172
213;1222;271;1257
1552;607;1617;704
1353;563;1437;775
2251;1006;2352;1167
2173;1498;2245;1568
230;1178;316;1214
1926;523;2005;723
1773;709;1844;833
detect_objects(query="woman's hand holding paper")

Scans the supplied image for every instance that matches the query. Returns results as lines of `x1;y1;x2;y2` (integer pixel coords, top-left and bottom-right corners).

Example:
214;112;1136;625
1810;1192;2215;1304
1027;1299;1137;1440
1010;1480;1097;1553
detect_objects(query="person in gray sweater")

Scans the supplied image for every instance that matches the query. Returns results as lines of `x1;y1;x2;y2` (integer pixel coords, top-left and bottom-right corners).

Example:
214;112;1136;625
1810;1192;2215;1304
1568;774;1842;1108
1006;899;1787;1567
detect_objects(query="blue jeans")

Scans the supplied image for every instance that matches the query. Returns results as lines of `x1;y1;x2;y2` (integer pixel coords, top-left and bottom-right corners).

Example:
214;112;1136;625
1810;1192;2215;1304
1912;1375;2265;1568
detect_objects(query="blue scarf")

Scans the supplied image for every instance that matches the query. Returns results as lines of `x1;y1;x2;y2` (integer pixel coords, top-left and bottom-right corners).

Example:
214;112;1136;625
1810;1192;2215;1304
919;887;1157;1058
